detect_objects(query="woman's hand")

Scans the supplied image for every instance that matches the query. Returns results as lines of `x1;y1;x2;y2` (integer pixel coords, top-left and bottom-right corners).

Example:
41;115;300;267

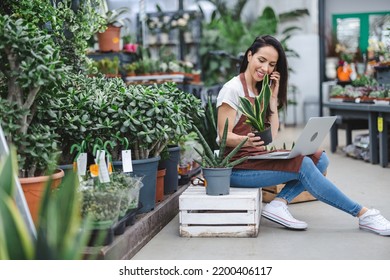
269;71;280;99
246;132;266;151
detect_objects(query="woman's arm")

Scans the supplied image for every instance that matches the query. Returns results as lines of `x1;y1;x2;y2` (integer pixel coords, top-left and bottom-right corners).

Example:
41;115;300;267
217;103;265;150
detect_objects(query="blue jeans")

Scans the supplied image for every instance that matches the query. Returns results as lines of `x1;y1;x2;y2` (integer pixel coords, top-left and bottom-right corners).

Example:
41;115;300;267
230;152;362;217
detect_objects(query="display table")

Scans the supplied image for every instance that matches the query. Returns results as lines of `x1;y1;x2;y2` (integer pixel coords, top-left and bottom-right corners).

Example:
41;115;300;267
323;101;390;167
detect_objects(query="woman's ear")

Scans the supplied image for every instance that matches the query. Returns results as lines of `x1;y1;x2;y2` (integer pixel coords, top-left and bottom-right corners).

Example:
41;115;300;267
247;51;252;61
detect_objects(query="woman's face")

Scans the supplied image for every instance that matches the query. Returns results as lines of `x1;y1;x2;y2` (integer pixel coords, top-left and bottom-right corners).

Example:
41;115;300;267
247;46;278;82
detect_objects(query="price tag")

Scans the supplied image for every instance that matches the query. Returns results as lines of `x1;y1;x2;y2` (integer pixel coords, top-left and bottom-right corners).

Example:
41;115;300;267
378;117;383;133
76;153;87;176
122;150;133;172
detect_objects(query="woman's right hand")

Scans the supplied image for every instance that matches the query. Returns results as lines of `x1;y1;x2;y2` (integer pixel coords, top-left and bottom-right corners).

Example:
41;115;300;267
246;132;266;150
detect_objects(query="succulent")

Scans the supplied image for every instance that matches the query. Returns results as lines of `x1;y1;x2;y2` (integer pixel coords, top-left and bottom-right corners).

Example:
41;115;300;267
193;118;248;168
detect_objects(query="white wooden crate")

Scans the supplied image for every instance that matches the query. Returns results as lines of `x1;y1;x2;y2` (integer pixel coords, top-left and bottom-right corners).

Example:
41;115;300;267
179;185;262;237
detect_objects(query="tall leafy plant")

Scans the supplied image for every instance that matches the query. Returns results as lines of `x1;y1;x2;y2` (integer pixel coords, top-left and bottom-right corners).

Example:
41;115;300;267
0;0;105;176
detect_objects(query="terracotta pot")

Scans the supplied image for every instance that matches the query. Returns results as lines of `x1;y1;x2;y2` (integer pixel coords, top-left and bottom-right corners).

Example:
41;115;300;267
97;25;121;52
155;168;166;203
192;73;201;83
105;73;121;78
19;169;65;225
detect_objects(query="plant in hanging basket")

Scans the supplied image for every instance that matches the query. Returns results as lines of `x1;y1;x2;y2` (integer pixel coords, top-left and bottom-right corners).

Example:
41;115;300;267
238;74;273;145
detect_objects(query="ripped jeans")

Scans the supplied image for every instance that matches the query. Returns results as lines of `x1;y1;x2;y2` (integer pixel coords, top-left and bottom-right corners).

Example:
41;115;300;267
230;152;362;217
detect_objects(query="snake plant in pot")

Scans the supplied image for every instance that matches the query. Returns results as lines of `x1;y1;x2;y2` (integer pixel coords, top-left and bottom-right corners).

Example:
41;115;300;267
193;118;248;195
238;74;273;145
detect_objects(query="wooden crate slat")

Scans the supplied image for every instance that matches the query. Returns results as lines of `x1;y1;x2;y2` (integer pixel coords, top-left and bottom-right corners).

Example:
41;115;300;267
179;197;258;210
180;225;258;237
180;211;256;225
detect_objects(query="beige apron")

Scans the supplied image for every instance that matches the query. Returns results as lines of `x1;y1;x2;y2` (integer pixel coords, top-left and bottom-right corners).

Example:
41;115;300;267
223;73;321;173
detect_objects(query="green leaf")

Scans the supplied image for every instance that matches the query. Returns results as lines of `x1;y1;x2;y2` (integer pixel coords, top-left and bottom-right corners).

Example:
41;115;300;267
0;150;35;260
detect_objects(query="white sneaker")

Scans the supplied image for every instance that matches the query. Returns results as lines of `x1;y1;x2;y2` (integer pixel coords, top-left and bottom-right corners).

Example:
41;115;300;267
359;209;390;236
261;202;308;230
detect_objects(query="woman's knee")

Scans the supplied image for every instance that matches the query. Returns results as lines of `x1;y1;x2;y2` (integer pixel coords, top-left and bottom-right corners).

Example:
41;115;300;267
300;153;329;175
317;152;330;174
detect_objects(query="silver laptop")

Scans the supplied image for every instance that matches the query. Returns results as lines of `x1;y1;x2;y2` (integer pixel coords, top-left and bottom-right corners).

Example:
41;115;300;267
248;116;337;160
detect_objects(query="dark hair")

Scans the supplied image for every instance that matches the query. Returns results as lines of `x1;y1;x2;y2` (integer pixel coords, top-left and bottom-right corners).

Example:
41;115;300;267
239;35;288;114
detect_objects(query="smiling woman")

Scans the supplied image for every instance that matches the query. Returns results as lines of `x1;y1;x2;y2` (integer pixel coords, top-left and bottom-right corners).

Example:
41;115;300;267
215;34;390;235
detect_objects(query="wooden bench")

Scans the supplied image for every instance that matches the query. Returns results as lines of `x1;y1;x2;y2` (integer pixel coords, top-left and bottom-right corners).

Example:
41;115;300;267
179;186;261;237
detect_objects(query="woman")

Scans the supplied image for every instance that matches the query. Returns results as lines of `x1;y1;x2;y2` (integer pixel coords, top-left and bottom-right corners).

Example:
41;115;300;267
216;35;390;236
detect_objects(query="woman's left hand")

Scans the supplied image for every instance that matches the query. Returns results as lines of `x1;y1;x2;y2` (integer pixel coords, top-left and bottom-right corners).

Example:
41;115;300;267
269;71;280;98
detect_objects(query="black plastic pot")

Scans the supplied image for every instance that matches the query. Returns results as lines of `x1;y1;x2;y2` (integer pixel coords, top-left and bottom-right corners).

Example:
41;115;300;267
158;146;181;194
254;125;273;146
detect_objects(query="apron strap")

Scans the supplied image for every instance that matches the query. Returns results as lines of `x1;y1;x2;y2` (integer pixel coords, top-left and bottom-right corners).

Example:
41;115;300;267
239;73;250;98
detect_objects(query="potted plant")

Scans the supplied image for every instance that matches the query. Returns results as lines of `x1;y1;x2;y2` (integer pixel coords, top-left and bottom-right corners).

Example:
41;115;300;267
105;81;204;212
123;62;138;76
193;118;248;195
0;1;104;224
0;6;67;224
92;57;121;77
122;34;132;52
238;74;273;145
80;178;124;230
40;73;124;169
157;82;204;194
96;0;131;52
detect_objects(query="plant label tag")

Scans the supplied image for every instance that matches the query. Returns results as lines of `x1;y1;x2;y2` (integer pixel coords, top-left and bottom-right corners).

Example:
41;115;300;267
95;150;105;164
98;160;110;183
97;150;110;183
214;150;220;156
77;153;87;176
122;150;133;172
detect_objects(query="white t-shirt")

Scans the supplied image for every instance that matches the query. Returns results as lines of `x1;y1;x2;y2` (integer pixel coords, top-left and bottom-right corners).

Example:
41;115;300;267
216;75;257;126
216;75;257;143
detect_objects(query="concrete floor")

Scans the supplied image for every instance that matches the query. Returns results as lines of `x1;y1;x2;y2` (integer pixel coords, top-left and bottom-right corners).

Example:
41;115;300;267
132;125;390;260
